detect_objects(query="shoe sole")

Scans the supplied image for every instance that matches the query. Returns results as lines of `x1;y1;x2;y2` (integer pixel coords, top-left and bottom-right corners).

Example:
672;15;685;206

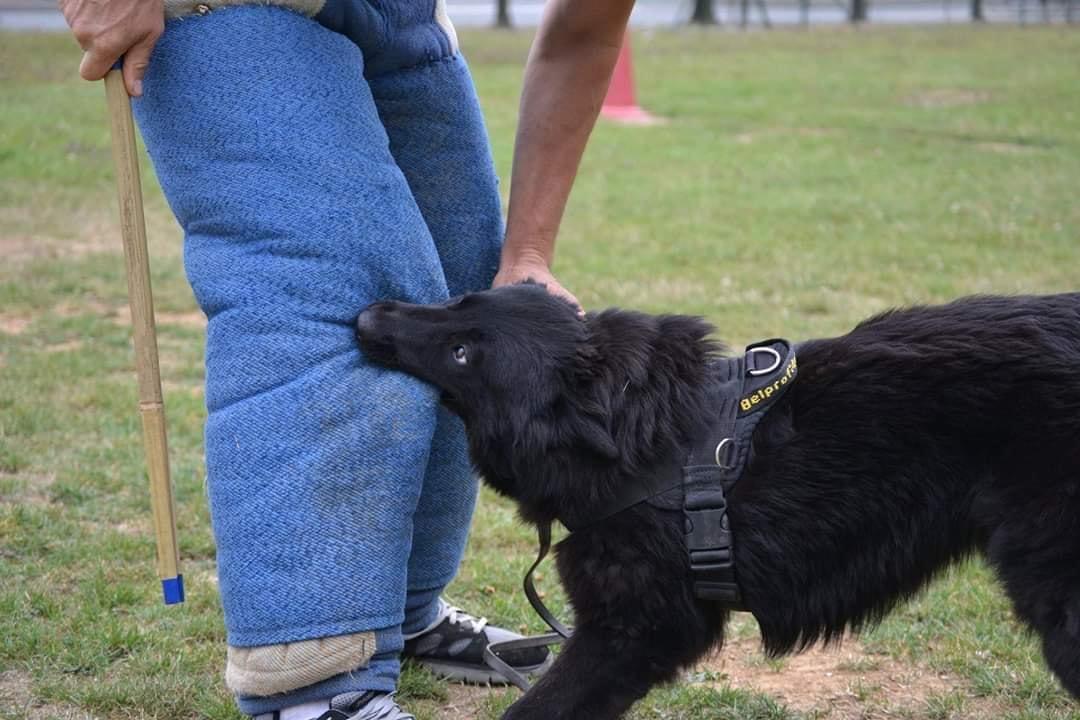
412;653;554;686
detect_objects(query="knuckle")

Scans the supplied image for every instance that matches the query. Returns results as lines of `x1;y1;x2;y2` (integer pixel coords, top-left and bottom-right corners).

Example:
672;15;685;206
96;37;126;56
100;30;125;48
143;19;164;40
71;26;94;44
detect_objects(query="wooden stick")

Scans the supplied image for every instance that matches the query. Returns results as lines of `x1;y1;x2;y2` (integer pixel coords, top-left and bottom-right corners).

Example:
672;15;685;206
104;70;184;605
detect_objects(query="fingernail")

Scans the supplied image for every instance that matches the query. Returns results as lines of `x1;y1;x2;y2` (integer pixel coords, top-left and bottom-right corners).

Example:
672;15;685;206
133;79;143;96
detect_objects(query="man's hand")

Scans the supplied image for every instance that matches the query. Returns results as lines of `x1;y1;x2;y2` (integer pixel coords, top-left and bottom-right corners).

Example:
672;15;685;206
493;255;584;317
60;0;164;97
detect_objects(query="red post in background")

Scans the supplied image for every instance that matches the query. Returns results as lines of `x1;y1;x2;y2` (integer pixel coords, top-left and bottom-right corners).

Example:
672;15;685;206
600;34;659;125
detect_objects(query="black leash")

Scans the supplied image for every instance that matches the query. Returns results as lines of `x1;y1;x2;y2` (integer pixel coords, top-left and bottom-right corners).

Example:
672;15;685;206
521;522;572;638
482;521;571;691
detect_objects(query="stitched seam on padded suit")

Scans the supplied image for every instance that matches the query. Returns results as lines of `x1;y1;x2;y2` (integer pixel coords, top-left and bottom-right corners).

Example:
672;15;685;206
164;0;326;20
365;52;461;81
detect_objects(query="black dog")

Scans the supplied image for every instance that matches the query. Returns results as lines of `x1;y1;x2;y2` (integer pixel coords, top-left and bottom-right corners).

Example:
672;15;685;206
356;284;1080;719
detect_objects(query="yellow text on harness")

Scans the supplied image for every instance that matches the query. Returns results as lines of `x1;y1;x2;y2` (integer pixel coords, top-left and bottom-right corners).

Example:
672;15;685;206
739;356;798;413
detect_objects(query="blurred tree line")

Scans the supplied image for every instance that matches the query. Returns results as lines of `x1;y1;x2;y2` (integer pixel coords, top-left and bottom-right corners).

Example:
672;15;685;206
490;0;1002;27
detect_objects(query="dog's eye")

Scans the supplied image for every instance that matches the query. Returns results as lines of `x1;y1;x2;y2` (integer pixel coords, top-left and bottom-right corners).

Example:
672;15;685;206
452;345;468;365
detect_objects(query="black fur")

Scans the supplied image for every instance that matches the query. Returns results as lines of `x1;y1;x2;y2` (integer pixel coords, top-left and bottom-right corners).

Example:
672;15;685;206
356;284;1080;719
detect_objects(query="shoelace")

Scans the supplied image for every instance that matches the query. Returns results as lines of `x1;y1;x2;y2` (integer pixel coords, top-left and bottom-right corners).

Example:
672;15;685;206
442;601;488;634
328;692;414;720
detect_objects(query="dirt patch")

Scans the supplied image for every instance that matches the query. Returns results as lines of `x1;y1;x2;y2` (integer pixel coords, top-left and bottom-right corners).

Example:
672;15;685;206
162;379;205;396
53;300;115;319
903;89;991;108
698;638;1000;718
0;233;55;265
155;310;206;330
52;300;205;332
0;218;119;265
735;127;836;144
2;300;118;336
0;313;32;335
0;472;56;507
84;518;151;538
190;565;220;588
106;304;206;332
43;340;83;354
0;670;99;720
975;141;1040;155
0;300;201;353
432;683;498;720
0;205;182;268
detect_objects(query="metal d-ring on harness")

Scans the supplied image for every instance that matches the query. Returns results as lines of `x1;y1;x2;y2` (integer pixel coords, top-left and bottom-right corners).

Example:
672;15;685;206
482;339;798;691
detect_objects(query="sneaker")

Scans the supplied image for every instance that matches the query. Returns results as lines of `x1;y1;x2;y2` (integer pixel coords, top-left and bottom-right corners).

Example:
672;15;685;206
252;692;414;720
402;599;553;685
318;691;415;720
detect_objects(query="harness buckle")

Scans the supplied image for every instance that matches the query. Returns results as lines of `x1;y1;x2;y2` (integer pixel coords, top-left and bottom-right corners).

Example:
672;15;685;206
685;503;743;605
679;339;797;611
685;506;731;552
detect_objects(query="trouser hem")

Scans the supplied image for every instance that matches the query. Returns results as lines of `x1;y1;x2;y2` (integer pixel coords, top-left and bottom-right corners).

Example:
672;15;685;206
227;614;404;649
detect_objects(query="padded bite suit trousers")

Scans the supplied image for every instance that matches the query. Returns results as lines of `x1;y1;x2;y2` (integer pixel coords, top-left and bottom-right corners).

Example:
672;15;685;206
133;3;502;712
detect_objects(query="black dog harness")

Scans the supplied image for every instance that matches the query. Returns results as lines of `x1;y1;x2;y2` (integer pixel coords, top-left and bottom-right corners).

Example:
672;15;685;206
484;339;798;690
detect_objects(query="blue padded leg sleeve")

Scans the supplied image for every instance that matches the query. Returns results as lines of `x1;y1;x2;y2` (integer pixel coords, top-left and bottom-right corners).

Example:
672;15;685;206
370;53;504;629
371;54;503;300
133;6;455;652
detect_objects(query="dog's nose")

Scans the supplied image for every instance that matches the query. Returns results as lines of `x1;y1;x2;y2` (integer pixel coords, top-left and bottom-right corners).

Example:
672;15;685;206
356;309;376;335
356;301;398;335
357;305;390;335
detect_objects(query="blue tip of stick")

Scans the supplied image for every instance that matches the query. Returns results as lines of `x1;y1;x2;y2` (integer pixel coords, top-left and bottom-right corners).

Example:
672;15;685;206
162;575;185;605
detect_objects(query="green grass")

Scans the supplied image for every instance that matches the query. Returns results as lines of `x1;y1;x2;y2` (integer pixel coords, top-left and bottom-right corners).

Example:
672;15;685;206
2;24;1080;720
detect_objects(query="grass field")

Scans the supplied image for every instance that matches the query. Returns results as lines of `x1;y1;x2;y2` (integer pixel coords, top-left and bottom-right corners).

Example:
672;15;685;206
2;23;1079;720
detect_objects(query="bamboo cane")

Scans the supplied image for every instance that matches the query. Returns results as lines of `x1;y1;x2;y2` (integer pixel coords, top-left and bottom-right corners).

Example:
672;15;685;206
104;69;184;605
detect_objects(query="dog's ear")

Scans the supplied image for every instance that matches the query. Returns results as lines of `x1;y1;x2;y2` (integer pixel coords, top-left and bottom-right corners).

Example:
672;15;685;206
565;384;619;460
574;413;619;460
572;340;604;379
565;331;619;459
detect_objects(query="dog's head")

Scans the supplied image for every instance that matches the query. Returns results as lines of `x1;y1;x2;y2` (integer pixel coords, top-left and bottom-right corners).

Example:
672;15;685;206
357;282;721;523
356;282;591;427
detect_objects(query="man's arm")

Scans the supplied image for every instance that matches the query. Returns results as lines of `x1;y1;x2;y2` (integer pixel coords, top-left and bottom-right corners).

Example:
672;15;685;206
493;0;636;308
